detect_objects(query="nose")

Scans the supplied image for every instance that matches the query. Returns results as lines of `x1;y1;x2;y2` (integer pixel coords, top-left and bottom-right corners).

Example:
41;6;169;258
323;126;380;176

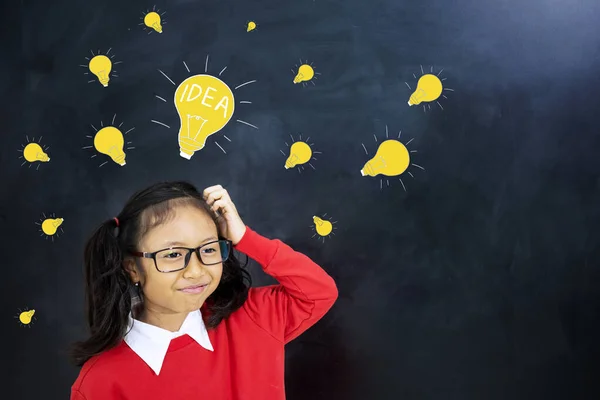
183;250;207;278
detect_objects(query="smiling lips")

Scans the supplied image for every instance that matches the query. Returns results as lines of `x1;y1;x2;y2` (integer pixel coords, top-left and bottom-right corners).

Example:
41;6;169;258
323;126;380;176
179;283;209;294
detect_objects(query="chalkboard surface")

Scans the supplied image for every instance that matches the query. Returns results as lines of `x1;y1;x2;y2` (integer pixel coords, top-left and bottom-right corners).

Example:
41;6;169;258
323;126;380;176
3;0;600;399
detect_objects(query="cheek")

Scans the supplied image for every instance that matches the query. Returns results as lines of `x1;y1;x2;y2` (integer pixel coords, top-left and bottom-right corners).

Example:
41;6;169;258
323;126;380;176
207;264;223;289
214;264;223;281
142;268;177;301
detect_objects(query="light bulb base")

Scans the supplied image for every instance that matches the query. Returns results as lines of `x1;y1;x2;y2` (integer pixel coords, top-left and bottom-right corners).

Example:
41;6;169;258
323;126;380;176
180;151;193;160
360;169;365;176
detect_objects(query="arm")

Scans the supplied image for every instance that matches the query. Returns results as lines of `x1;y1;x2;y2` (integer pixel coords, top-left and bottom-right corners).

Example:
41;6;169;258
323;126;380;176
235;226;338;344
71;390;86;400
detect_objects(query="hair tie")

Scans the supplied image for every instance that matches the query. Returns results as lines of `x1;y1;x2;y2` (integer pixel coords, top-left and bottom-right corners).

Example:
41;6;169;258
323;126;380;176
113;217;120;227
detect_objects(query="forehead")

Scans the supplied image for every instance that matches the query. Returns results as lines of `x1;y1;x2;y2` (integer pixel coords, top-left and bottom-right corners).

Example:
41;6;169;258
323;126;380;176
139;204;217;250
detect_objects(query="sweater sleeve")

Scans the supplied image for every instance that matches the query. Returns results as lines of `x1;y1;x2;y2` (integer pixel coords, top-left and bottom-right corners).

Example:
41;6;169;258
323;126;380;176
235;226;338;344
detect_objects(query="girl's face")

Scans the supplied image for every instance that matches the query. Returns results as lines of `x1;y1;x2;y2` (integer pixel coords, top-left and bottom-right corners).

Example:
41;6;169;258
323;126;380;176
128;204;223;328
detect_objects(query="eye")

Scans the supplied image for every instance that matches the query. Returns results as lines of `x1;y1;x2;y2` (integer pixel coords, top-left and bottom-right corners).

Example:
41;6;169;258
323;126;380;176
201;244;220;254
161;251;183;259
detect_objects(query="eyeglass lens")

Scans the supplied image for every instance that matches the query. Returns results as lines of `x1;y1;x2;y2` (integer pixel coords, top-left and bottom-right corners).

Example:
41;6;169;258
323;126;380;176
155;241;230;272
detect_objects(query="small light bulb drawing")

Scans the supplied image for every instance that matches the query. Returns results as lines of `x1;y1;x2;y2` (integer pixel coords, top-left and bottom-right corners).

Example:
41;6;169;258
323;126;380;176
281;134;321;173
140;6;166;34
83;115;136;167
15;308;36;327
152;56;259;158
95;127;126;165
36;212;64;241
311;214;337;243
361;125;425;191
246;21;257;32
18;136;50;170
292;59;320;87
89;55;111;86
80;49;122;87
405;65;453;112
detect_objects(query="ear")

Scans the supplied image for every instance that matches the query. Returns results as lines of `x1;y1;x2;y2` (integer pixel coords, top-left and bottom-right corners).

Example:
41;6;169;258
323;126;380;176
122;257;141;282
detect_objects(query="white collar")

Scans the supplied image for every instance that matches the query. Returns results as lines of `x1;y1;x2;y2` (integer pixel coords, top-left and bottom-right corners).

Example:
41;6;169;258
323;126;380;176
123;309;214;375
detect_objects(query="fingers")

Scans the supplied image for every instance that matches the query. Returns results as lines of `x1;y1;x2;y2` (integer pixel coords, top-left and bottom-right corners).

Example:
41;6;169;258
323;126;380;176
210;198;229;216
203;186;236;218
202;185;223;200
204;188;231;207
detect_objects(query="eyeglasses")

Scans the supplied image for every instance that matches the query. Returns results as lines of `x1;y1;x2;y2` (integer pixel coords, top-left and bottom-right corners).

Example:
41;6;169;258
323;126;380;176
130;240;232;273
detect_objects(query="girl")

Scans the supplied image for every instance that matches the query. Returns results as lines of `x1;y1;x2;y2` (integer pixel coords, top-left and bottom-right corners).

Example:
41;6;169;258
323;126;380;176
69;181;338;400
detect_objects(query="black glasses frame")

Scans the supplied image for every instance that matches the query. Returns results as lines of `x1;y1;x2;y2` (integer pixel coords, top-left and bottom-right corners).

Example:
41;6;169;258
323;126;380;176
130;239;232;273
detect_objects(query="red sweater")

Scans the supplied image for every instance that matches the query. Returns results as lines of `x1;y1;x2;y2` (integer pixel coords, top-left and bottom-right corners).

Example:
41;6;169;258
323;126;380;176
70;226;338;400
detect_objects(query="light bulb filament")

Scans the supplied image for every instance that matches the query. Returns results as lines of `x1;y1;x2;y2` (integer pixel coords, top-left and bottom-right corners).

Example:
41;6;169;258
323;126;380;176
187;115;209;140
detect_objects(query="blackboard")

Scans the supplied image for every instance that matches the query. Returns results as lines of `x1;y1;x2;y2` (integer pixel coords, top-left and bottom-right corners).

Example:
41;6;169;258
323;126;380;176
4;0;600;399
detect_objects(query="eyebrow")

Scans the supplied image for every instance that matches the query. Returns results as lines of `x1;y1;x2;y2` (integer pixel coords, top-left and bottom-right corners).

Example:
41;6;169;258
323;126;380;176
162;236;218;247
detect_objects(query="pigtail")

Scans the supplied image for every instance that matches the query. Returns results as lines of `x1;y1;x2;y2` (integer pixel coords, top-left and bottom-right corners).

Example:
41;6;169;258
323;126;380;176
68;218;131;366
69;180;253;366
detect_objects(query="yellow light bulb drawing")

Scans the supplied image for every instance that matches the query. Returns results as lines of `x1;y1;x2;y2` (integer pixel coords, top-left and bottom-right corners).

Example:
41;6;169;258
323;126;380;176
247;21;257;32
94;126;126;166
15;308;36;327
361;125;425;191
408;74;442;106
23;142;50;163
19;310;35;325
144;11;163;33
88;55;112;87
293;64;315;84
174;74;235;160
361;140;409;177
285;141;312;169
313;216;333;236
41;217;64;236
37;213;65;241
311;214;337;243
19;136;50;170
406;65;454;111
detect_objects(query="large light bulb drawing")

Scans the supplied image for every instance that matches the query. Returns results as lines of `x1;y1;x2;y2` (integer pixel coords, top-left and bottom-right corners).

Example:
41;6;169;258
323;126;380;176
94;126;126;166
23;143;50;163
361;140;409;177
408;74;442;106
144;12;163;33
285;141;312;169
174;74;234;160
88;55;112;87
361;125;425;191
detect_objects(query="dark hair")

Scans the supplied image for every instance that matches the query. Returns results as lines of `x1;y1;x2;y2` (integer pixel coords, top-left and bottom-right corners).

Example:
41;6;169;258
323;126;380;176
67;181;251;367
